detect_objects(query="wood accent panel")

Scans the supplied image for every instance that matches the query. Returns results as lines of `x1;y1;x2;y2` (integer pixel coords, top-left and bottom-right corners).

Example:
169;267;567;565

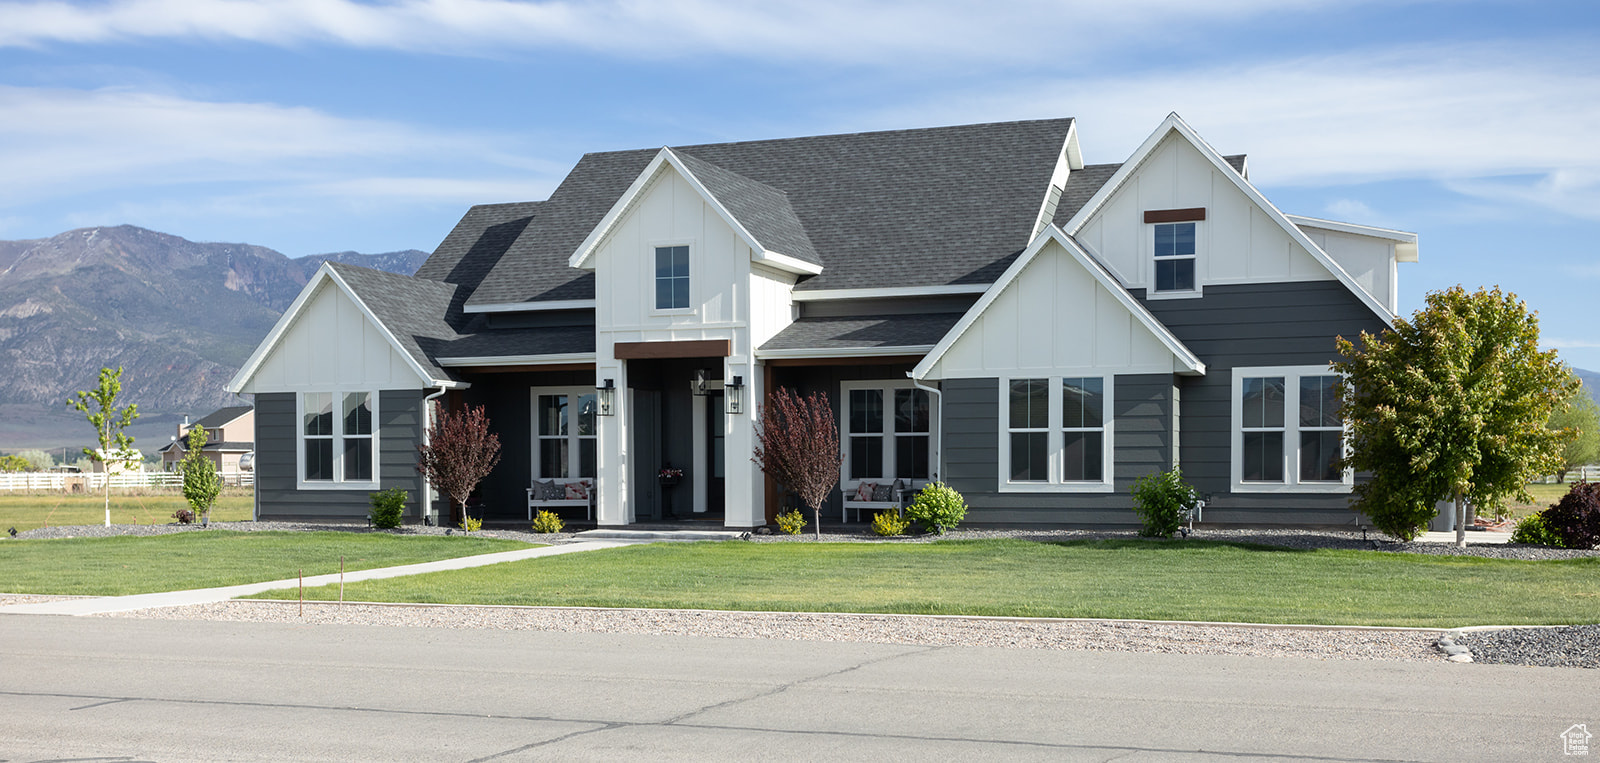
1143;208;1207;224
613;339;732;360
764;354;925;368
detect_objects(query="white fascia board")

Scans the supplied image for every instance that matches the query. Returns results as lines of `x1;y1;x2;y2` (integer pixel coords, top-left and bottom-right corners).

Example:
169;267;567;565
437;353;597;367
1061;113;1397;328
1064;120;1084;170
756;345;935;360
790;284;990;302
754;249;824;276
225;266;334;393
1285;214;1421;263
464;299;597;314
911;226;1204;381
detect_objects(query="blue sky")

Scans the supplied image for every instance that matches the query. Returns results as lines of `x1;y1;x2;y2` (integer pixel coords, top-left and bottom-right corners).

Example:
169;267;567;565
1;0;1597;369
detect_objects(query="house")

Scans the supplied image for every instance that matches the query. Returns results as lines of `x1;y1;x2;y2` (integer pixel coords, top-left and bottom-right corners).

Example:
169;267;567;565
158;406;255;474
226;113;1418;528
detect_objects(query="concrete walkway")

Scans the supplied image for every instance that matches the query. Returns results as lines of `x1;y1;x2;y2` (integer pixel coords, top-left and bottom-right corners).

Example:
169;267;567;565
2;539;637;617
1417;530;1512;544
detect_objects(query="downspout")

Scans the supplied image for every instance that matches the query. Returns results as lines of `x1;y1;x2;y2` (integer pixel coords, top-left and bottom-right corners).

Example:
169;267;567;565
908;373;943;483
421;384;449;524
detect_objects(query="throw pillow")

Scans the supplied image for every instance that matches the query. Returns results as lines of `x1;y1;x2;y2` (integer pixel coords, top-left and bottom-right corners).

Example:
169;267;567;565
871;483;894;502
854;482;876;502
533;480;560;501
565;481;589;500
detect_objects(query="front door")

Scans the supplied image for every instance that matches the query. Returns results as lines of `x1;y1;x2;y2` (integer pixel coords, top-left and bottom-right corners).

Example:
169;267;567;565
706;391;725;517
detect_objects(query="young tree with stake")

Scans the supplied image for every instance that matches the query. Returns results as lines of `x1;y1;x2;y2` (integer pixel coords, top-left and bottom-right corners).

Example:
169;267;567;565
67;366;140;527
416;404;501;531
751;387;841;539
180;424;222;522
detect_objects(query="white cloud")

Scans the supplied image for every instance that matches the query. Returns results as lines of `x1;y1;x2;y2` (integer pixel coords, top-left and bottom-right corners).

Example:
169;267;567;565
0;0;1389;63
1546;337;1600;350
0;85;555;207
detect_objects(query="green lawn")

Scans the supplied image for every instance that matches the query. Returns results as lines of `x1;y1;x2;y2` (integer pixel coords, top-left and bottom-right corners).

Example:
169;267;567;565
252;539;1600;627
0;531;535;596
0;489;255;531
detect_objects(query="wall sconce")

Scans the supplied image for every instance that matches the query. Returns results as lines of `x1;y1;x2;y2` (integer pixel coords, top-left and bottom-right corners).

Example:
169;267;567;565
597;378;615;416
691;368;709;396
725;375;744;414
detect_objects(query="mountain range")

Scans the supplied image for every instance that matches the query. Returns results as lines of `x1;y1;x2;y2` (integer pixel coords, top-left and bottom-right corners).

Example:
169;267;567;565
0;225;426;450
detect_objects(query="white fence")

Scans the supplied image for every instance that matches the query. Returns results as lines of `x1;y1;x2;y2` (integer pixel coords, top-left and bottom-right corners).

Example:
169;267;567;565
0;471;253;491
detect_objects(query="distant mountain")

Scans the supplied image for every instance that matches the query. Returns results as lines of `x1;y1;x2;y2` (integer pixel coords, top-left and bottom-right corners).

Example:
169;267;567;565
0;225;426;448
1577;368;1600;406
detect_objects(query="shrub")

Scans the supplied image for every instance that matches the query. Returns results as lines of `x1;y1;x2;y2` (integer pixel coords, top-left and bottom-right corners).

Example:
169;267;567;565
459;515;483;533
1510;511;1562;546
1130;468;1198;538
905;482;967;535
171;509;194;524
776;509;807;535
531;510;565;534
1543;481;1600;549
870;510;910;537
368;488;407;529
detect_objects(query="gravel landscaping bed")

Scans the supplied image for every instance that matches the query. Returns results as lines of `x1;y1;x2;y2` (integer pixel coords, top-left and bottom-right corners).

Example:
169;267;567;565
1452;625;1600;669
99;600;1444;662
10;520;575;545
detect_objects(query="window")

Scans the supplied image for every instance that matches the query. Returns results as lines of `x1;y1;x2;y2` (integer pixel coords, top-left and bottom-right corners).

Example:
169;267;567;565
1231;367;1350;492
654;245;690;310
1001;376;1113;491
532;389;598;479
299;391;377;488
1153;222;1196;294
841;382;933;483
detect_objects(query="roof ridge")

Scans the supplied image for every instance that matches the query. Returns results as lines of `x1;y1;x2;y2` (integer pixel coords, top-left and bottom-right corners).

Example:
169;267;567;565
577;117;1077;159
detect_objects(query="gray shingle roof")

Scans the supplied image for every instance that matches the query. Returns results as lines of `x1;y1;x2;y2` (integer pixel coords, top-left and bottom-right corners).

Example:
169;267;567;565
428;325;594;359
191;405;251;429
672;151;818;266
464;119;1075;308
415;201;541;289
759;313;965;352
329;262;468;382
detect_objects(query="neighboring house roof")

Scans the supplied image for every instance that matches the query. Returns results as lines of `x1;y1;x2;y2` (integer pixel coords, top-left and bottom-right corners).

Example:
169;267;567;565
463;118;1077;308
163;441;252;454
757;313;965;357
190;405;251;430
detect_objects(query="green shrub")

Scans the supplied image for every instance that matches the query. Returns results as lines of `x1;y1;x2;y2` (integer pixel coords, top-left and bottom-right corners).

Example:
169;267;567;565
905;482;967;535
1130;468;1198;538
531;510;565;534
776;509;807;535
368;488;406;529
1510;511;1561;546
870;509;910;537
1543;481;1600;549
459;514;483;533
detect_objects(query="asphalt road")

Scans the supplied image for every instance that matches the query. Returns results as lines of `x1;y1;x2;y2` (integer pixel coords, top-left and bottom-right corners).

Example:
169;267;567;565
1;615;1594;761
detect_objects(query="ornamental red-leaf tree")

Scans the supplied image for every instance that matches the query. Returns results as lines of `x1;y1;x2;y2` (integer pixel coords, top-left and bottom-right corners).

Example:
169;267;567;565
416;404;501;531
751;387;841;539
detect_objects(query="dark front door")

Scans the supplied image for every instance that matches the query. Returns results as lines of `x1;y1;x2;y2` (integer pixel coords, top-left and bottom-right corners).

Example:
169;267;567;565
707;391;725;517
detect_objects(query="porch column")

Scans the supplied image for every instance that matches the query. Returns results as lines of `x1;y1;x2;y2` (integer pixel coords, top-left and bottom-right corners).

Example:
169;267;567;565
723;359;764;528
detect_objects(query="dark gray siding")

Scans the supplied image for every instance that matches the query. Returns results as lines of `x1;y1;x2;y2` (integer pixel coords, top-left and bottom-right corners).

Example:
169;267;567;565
460;369;594;523
1140;280;1389;527
941;375;1174;527
256;390;425;522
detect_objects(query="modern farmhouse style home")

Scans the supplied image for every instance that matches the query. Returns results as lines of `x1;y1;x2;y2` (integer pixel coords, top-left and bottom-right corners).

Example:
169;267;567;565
226;114;1418;529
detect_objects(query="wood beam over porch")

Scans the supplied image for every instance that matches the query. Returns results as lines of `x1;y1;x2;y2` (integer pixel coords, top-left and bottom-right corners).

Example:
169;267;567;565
614;339;732;359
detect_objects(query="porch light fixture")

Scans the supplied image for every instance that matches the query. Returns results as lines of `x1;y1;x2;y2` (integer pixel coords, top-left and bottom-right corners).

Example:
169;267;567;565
725;375;744;414
597;379;615;416
691;369;710;396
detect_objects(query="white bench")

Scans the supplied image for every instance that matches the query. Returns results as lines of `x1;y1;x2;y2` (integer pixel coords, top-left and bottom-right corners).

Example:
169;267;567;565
527;478;595;522
841;479;919;523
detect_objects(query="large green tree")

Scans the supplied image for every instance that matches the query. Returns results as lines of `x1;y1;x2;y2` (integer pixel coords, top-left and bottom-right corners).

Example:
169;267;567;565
1333;286;1577;545
1549;386;1600;482
66;366;141;527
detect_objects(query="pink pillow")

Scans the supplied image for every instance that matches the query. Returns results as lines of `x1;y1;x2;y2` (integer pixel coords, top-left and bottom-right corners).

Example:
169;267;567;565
565;481;589;500
854;482;876;502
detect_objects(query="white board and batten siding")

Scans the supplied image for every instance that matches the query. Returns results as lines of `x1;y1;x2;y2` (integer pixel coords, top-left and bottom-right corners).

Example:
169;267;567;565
1074;133;1332;290
238;280;425;394
1299;227;1399;315
923;238;1175;380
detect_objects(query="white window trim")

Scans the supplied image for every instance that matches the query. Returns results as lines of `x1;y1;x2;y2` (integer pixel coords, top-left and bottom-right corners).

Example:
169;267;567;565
530;387;600;480
998;375;1115;493
1147;220;1204;300
1230;365;1353;494
296;390;380;491
649;239;697;316
839;380;937;489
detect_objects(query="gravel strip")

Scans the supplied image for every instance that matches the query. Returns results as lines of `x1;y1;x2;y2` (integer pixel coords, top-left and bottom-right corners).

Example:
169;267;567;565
0;593;86;607
1452;626;1600;669
98;600;1443;662
10;520;576;545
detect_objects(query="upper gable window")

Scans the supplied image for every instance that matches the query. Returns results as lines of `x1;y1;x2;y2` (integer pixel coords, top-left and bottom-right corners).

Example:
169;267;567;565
1153;222;1196;293
655;245;690;310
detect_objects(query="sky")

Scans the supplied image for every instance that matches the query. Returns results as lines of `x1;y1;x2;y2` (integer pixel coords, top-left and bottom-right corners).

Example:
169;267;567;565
1;0;1598;369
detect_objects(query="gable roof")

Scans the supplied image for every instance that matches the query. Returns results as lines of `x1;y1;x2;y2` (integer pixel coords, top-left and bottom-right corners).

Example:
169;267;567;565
415;201;542;290
1060;113;1395;326
912;225;1205;380
191;405;251;430
462;119;1076;309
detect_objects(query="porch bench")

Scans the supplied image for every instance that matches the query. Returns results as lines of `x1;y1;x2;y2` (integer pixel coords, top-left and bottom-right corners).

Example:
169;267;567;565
527;478;595;522
841;479;919;523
